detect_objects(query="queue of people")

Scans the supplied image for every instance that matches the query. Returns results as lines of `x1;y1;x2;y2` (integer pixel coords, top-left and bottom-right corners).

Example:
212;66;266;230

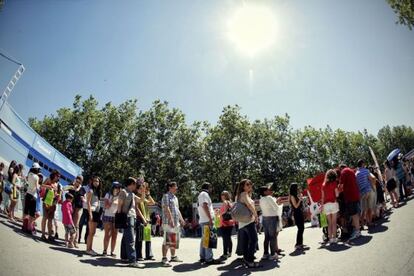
0;153;413;270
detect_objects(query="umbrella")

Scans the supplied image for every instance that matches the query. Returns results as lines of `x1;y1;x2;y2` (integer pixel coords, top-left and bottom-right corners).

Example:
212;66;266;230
387;148;400;161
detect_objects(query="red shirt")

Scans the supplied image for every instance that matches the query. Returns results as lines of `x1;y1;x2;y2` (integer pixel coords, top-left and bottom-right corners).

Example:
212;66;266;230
322;181;337;204
220;202;235;227
340;167;360;202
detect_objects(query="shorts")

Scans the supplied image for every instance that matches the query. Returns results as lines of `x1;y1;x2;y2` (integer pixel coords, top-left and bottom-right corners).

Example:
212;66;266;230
91;211;101;223
43;204;56;220
386;179;397;192
23;193;37;218
102;215;115;223
323;202;339;215
360;191;375;212
64;224;76;235
345;201;360;217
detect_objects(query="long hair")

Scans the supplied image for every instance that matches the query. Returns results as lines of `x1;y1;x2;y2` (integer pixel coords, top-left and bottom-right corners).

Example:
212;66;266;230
236;179;252;199
325;169;337;183
289;183;299;200
90;176;102;200
8;164;20;182
221;190;232;202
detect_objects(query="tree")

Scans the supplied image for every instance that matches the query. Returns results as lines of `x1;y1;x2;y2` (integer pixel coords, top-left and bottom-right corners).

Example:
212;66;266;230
387;0;414;30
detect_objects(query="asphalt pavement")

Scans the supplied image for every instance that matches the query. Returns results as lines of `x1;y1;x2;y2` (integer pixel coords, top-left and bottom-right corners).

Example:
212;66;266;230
0;197;413;276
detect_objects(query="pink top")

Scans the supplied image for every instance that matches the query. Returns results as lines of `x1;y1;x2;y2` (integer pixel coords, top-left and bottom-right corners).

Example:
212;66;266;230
61;200;73;225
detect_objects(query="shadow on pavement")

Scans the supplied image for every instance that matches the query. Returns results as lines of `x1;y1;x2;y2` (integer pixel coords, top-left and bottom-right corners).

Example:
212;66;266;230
347;235;372;246
172;261;204;273
368;225;388;234
50;246;85;257
215;258;279;276
79;257;125;267
318;243;351;252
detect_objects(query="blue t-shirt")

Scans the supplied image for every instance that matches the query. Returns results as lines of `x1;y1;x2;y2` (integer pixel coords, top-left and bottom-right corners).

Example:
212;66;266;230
356;168;372;195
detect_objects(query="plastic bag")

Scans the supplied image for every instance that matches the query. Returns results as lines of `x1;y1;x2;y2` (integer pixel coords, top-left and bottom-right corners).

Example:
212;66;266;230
320;212;328;228
143;224;151;241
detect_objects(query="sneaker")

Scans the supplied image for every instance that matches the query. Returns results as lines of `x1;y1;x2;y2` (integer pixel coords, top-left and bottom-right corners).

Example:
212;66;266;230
162;257;172;267
219;255;228;260
129;262;145;268
268;254;279;260
349;230;360;241
332;238;338;243
261;254;270;261
329;238;335;244
170;256;183;263
145;257;156;261
86;250;98;256
136;258;144;261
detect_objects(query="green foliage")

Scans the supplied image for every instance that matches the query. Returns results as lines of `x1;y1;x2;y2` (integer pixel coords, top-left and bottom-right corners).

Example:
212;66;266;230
29;95;414;215
387;0;414;30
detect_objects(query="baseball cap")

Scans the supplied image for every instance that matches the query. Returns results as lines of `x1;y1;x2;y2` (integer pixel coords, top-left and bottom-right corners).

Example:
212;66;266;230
32;163;41;169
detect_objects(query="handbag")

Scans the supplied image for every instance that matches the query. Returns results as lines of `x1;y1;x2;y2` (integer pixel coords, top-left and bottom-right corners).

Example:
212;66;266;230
115;194;133;229
230;201;252;223
43;189;55;206
222;203;233;221
208;228;218;249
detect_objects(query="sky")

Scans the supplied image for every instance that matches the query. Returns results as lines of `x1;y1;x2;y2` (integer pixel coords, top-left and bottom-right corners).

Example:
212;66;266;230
0;0;413;135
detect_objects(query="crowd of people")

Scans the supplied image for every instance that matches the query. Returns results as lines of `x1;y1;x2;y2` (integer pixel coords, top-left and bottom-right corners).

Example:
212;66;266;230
0;153;413;269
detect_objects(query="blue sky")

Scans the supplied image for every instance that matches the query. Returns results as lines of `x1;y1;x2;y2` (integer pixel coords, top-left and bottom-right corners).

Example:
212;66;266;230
0;0;413;134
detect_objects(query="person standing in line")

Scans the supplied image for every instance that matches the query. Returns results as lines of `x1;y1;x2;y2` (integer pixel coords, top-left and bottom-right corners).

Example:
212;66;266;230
259;183;281;260
61;193;76;248
40;170;62;242
22;163;41;234
118;177;145;268
8;164;22;221
67;175;83;248
289;183;305;249
161;182;185;267
197;182;222;265
135;181;156;261
102;181;121;256
3;161;16;215
394;157;408;202
355;160;377;228
85;176;102;256
321;170;340;244
235;179;259;268
0;162;5;213
339;164;361;240
78;180;91;244
384;161;398;208
219;190;234;260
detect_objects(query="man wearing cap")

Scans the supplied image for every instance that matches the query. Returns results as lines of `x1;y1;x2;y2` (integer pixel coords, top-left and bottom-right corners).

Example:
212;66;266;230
259;183;282;261
23;163;41;234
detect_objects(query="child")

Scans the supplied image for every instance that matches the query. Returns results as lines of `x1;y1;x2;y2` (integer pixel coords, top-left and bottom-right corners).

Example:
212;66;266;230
62;193;76;248
321;170;339;244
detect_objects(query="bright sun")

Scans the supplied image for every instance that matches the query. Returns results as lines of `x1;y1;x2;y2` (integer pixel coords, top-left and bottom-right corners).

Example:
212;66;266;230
227;5;277;57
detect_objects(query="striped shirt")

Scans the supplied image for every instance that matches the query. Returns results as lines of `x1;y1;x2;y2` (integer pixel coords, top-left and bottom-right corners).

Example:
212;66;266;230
162;192;180;226
356;167;372;195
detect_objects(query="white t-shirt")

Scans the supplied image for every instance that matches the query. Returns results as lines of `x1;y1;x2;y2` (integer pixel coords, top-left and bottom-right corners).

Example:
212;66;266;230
104;193;119;217
26;172;39;198
259;195;281;217
197;191;214;224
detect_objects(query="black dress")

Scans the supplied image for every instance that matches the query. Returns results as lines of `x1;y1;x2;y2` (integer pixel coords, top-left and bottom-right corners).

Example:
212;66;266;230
291;197;304;247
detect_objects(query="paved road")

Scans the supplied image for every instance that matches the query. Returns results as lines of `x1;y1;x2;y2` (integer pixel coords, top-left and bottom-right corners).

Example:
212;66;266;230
1;198;414;276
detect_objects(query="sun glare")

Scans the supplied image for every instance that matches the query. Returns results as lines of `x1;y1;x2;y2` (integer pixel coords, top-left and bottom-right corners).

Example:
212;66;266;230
228;5;277;57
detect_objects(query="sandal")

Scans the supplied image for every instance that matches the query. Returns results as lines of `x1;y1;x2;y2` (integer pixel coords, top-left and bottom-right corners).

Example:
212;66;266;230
110;252;117;257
